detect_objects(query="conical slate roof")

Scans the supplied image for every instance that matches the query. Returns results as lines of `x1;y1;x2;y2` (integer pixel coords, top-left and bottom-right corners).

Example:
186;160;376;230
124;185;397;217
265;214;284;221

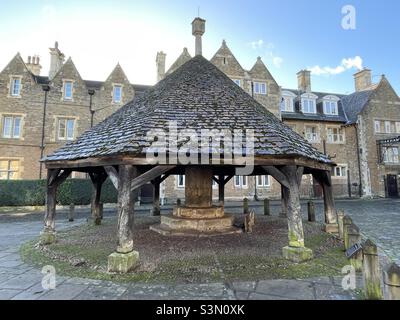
44;56;331;164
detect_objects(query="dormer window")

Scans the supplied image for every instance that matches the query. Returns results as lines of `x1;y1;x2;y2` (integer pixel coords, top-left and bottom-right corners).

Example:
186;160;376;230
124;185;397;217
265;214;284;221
254;82;267;95
322;95;340;115
113;85;122;103
63;80;73;100
281;91;296;112
301;93;317;114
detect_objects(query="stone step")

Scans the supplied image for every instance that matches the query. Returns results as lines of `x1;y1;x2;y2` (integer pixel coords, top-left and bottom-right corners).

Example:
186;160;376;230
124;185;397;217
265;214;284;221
160;214;234;232
149;223;242;237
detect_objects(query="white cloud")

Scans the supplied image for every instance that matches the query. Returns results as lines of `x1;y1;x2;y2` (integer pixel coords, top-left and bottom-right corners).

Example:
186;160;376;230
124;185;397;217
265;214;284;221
309;56;363;76
249;39;264;49
273;56;283;68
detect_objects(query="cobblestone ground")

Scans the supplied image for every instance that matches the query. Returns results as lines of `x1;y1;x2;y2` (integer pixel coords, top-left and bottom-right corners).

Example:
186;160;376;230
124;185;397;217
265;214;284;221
1;198;398;300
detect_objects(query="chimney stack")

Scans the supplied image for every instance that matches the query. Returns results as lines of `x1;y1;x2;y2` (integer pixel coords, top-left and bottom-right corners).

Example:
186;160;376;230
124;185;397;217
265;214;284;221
354;68;372;92
26;55;42;76
297;69;311;92
49;41;65;80
156;51;166;82
192;17;206;56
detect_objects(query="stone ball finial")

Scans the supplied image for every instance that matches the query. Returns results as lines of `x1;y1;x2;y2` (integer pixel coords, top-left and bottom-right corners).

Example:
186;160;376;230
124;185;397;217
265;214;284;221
384;263;400;287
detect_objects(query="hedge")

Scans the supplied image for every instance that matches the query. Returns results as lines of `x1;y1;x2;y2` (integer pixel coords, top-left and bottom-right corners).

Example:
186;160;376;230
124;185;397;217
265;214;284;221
0;179;118;206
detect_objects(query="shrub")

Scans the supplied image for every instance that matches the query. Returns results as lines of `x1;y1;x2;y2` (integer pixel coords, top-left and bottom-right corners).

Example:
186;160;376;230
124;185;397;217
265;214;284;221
0;178;117;206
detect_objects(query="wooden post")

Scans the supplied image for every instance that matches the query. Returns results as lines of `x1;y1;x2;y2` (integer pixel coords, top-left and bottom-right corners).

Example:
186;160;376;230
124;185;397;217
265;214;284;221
383;263;400;300
108;165;139;273
362;239;383;300
89;172;106;225
264;198;270;216
343;215;353;250
68;203;75;222
313;170;338;235
347;223;362;272
337;209;345;239
243;197;249;214
218;175;225;205
42;169;71;244
307;200;315;222
152;180;160;216
280;185;289;218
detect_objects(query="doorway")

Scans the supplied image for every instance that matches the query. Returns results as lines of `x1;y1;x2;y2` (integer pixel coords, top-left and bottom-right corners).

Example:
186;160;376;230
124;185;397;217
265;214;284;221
387;175;399;198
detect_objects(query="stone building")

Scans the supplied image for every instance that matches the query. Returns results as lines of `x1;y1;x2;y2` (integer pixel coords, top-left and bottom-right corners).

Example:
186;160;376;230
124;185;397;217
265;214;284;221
1;35;399;200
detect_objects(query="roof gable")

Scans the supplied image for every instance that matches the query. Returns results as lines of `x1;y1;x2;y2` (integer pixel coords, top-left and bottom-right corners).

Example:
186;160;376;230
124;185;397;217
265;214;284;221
210;40;245;77
50;57;85;84
166;48;192;75
249;57;277;83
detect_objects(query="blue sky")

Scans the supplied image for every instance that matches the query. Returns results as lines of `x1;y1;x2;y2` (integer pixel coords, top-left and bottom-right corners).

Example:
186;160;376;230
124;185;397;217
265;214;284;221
0;0;399;94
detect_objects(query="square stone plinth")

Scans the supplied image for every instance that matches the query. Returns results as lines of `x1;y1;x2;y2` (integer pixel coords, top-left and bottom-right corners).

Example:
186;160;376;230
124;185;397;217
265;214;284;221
324;223;339;235
108;251;139;273
40;231;56;245
282;246;313;263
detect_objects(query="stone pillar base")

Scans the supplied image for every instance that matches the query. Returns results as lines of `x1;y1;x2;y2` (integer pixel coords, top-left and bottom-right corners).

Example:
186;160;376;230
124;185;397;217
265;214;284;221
108;251;139;273
282;246;313;263
40;231;56;245
324;223;339;235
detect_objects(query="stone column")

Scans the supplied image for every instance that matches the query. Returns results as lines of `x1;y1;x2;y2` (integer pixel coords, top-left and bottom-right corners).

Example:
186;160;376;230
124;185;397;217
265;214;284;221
108;165;139;273
337;209;345;239
185;166;212;207
281;166;313;263
243;198;249;214
343;215;353;250
383;263;400;300
218;175;225;205
362;239;383;300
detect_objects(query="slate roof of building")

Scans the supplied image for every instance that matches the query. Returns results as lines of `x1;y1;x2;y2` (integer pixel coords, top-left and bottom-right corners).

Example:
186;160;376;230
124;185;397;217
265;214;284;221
340;90;374;123
44;56;331;165
33;75;151;95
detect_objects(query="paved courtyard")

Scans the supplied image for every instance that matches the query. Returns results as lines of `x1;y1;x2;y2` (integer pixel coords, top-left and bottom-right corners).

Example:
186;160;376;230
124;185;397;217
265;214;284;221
0;198;398;300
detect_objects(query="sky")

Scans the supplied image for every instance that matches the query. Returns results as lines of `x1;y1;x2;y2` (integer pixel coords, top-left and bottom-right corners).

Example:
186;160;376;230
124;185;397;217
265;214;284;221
0;0;399;94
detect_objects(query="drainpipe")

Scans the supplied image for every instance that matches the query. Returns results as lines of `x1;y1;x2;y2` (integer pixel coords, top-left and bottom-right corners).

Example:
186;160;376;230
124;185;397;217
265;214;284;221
354;124;363;197
88;89;95;127
39;85;51;180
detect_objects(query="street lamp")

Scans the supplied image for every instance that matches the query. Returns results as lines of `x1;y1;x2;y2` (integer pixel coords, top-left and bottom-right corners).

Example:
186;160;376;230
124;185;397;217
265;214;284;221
39;84;51;180
88;89;95;127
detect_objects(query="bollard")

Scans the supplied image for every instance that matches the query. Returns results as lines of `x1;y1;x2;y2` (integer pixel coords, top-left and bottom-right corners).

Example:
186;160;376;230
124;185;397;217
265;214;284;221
343;215;353;250
347;223;362;272
383;263;400;300
68;203;75;222
362;239;383;300
99;202;104;220
243;197;249;214
264;198;270;216
337;209;345;239
307;200;315;222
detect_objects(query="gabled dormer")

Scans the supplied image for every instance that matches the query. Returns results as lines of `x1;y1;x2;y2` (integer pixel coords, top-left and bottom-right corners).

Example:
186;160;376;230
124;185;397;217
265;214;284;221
248;57;279;96
281;90;296;112
166;48;192;76
101;63;134;105
49;57;87;103
210;40;245;78
0;53;37;99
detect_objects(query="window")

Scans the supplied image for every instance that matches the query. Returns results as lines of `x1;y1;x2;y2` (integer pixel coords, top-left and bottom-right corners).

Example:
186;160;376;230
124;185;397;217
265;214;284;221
332;165;347;177
58;118;75;141
113;85;122;103
177;175;185;188
383;147;399;164
234;176;247;188
302;99;316;113
232;79;241;87
281;97;294;112
10;77;21;96
374;120;381;133
63;81;73;100
256;175;270;187
2;116;21;139
385;121;391;133
396;122;400;134
327;127;345;143
324;101;338;115
0;160;19;180
305;126;319;143
254;82;267;95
